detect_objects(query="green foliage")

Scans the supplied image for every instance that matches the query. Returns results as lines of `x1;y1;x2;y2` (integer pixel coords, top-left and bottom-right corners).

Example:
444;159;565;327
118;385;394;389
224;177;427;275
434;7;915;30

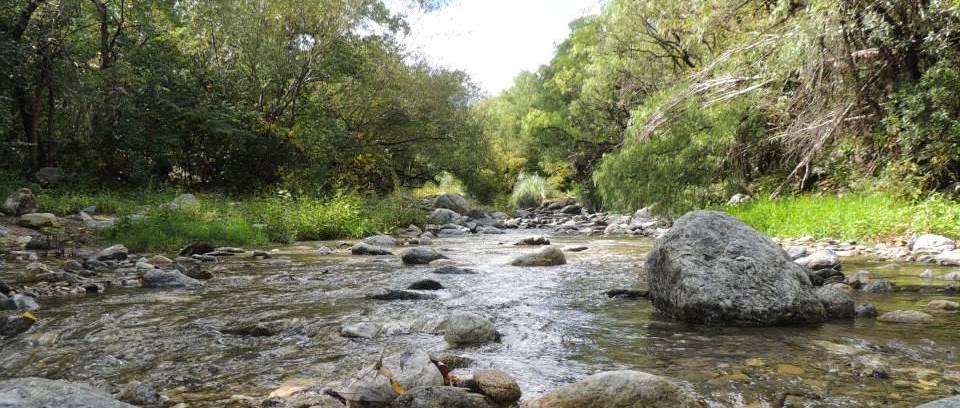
727;194;960;241
413;172;465;199
884;61;960;192
594;100;763;216
106;206;268;253
510;173;555;209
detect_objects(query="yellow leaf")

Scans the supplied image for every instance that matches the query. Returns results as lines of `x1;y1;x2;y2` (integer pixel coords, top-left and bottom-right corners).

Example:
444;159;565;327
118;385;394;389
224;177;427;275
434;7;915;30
22;311;37;322
389;379;406;396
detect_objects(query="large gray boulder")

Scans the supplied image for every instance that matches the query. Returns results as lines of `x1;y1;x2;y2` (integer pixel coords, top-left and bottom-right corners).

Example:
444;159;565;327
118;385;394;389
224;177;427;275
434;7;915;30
528;370;700;408
430;208;462;225
645;211;826;326
0;377;136;408
794;249;841;271
815;285;855;318
2;188;39;216
433;193;470;215
509;246;566;267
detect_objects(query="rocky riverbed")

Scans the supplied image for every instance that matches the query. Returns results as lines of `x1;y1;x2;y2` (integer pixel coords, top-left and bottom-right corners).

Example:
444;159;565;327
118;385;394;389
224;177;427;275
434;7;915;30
2;192;960;407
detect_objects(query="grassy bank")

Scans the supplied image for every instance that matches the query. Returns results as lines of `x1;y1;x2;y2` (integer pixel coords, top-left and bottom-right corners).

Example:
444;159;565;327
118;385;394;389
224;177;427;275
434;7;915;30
1;180;425;252
725;194;960;241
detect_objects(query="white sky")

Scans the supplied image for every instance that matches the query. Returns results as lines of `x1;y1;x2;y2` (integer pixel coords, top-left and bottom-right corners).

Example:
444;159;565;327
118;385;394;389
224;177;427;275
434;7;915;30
388;0;603;96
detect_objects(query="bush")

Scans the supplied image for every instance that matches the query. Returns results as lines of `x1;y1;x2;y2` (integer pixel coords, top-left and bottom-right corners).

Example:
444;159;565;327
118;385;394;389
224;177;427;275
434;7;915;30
510;173;554;209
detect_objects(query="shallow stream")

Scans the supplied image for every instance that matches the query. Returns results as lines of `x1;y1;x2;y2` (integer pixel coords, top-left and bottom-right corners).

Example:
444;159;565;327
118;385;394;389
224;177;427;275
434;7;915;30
2;231;959;407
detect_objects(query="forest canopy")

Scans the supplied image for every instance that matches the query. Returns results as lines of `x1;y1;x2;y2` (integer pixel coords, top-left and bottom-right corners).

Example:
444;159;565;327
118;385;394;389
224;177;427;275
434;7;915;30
3;0;960;216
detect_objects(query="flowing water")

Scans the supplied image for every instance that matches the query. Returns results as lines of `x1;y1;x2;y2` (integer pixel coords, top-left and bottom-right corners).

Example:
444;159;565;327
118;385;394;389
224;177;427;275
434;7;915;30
2;231;960;407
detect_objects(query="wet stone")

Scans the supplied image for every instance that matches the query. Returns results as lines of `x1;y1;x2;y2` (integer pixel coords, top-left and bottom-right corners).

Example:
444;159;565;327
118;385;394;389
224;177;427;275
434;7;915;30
433;266;477;275
605;289;649;299
407;279;444;290
367;289;437;301
472;369;521;404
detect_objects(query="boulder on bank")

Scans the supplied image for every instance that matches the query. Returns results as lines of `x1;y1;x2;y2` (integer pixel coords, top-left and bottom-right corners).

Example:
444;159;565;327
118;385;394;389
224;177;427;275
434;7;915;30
433;193;470;215
400;247;446;265
509;246;566;267
645;210;825;326
17;213;57;229
430;208;461;225
2;188;39;216
528;370;700;408
0;377;136;408
912;234;955;254
472;369;522;404
794;249;841;271
364;235;399;247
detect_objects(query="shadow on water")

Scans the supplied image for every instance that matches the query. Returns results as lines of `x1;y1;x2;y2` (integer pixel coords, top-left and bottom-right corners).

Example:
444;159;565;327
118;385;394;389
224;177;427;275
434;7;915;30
2;231;959;406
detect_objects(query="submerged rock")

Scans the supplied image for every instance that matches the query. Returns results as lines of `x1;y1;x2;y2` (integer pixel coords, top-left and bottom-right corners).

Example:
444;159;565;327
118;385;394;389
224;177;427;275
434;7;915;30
351;243;393;256
433;266;477;275
440;311;497;346
400;247;447;265
340;322;380;339
878;310;933;324
645;211;825;326
815;285;855;318
342;349;444;405
367;289;437;301
927;299;959;311
529;370;700;408
0;377;136;408
141;270;202;289
855;303;878;318
509;246;566;267
605;289;649;299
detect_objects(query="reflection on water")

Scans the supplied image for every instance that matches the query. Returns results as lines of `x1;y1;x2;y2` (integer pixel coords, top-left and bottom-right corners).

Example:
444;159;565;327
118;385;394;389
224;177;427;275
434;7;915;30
1;232;958;406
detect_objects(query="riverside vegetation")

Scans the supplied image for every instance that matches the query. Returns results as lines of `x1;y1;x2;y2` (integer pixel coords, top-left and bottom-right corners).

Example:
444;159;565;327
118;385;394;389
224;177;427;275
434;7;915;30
3;0;960;407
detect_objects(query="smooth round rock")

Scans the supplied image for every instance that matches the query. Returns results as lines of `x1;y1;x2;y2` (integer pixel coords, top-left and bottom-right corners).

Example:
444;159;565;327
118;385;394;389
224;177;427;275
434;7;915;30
473;369;521;404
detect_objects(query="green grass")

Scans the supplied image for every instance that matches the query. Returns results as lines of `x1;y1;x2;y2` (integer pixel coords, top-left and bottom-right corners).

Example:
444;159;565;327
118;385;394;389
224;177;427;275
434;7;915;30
510;173;555;209
103;192;426;252
725;193;960;241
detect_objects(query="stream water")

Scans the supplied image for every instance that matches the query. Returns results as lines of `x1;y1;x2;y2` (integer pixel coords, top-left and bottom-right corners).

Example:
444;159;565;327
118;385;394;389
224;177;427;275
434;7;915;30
2;231;959;407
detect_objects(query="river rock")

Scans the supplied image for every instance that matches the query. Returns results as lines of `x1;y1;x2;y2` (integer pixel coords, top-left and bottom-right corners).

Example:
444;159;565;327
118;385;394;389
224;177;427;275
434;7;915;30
24;235;53;250
1;293;39;311
33;167;65;186
440;312;497;346
0;377;136;407
367;289;437;301
351;243;393;256
861;279;894;293
97;244;129;261
509;246;566;267
476;226;504;235
141;270;202;289
919;269;936;279
429;352;472;369
431;208;461;225
408;279;444;290
785;246;808;260
2;188;39;216
795;249;841;271
472;369;521;404
433;193;470;214
927;300;959;311
912;234;955;254
815;285;855;318
148;255;173;267
528;370;700;408
727;193;751;205
606;289;649;299
180;242;214;257
17;213;57;229
364;235;398;247
918;395;960;408
117;381;161;406
340;322;380;338
856;303;878;318
878;310;933;324
516;236;550;246
400;247;446;265
645;210;825;326
943;271;960;281
343;349;444;405
845;270;873;289
166;193;199;210
559;204;582;215
433;266;477;275
389;386;498;408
